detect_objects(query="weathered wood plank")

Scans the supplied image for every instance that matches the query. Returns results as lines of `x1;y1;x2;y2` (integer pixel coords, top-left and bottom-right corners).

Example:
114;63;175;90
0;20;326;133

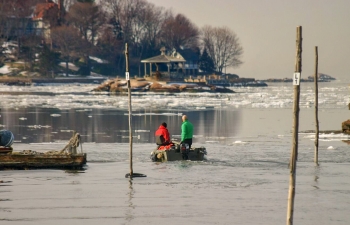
0;153;87;169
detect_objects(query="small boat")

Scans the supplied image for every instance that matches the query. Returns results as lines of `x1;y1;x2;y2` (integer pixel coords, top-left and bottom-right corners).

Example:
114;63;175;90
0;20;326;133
150;143;207;162
0;132;87;170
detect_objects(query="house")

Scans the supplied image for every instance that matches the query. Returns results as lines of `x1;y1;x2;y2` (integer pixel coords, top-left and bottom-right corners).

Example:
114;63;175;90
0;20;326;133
140;47;185;80
1;0;63;40
176;48;199;76
1;0;35;39
32;0;64;39
140;47;199;80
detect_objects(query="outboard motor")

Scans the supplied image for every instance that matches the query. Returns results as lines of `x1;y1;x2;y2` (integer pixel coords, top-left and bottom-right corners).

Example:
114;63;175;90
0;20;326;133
150;152;157;162
180;143;189;160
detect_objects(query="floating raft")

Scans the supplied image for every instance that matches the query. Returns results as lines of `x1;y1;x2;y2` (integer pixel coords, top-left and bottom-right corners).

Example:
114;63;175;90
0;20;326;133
0;150;87;170
0;132;87;170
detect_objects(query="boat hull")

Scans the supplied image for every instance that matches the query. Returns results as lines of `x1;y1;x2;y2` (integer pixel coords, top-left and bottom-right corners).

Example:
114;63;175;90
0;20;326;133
151;147;207;162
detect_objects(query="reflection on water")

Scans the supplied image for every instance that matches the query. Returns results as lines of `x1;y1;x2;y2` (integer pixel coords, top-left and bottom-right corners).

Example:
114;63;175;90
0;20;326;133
0;107;241;144
125;178;135;223
2;106;349;146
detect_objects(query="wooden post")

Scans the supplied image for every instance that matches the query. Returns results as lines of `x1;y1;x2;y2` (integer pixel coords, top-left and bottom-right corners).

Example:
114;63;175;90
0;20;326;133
125;43;133;177
314;46;319;165
287;26;302;225
72;131;77;154
123;44;146;179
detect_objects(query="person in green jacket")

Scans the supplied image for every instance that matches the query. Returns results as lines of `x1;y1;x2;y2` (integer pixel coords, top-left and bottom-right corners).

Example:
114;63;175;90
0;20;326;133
181;115;194;149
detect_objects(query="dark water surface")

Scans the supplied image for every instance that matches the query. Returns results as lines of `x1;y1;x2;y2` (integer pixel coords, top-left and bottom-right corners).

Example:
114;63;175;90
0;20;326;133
1;82;350;224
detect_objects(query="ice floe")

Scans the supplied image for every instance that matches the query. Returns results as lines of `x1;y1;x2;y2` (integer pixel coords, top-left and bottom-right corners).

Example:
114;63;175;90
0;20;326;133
0;82;348;111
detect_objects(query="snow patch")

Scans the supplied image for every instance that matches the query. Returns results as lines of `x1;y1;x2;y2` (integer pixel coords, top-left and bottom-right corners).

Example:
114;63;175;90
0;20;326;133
0;65;11;74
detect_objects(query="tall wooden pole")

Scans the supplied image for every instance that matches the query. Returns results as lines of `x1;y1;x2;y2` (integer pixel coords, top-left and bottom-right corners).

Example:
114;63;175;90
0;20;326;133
287;26;302;225
125;43;133;177
314;46;319;165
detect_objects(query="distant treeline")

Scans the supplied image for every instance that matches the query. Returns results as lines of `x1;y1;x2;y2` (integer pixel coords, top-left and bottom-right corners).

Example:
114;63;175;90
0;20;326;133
259;73;336;82
0;0;243;77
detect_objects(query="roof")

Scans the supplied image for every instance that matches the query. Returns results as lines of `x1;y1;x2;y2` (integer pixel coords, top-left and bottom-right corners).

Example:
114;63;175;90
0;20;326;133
33;1;57;20
141;47;186;63
141;54;186;63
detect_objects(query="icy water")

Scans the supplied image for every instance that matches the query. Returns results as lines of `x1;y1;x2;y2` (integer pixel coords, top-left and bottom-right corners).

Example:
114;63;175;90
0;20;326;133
1;80;350;225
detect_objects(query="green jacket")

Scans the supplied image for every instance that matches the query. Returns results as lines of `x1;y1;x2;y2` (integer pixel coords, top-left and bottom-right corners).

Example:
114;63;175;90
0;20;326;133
181;120;193;141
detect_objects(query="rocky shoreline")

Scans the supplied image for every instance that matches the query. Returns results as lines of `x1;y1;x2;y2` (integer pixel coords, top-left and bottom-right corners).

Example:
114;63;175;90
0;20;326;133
342;120;350;134
92;78;235;93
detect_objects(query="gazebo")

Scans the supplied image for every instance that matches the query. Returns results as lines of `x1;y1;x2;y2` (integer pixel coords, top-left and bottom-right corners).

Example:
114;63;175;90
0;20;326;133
140;47;186;79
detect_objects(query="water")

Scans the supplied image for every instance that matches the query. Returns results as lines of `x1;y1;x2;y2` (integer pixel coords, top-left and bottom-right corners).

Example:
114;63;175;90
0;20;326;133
0;80;350;224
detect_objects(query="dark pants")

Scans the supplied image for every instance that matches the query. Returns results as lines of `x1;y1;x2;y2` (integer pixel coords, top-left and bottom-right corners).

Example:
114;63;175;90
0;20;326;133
182;138;192;149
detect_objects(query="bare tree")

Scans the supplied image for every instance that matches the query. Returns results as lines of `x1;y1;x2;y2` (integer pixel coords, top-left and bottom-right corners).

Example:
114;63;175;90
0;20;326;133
20;34;41;71
1;0;43;59
141;4;170;54
201;25;243;73
95;23;124;73
101;0;167;74
66;1;105;74
0;0;10;62
51;25;86;76
60;0;76;11
0;0;10;40
102;0;123;24
102;0;167;49
38;44;60;77
102;0;148;51
66;2;105;44
103;0;140;44
160;13;199;51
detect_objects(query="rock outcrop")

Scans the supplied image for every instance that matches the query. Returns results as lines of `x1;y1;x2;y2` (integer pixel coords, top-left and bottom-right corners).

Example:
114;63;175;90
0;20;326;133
92;78;234;93
342;120;350;134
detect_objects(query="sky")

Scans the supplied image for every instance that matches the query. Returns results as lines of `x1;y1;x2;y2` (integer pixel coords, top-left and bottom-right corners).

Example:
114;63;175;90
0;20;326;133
147;0;350;81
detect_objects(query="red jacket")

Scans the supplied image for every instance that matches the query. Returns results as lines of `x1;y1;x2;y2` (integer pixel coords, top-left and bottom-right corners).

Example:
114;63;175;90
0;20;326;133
155;125;170;144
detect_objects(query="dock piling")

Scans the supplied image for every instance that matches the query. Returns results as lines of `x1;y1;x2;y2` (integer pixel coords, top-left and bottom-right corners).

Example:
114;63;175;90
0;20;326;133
287;26;302;225
314;46;319;165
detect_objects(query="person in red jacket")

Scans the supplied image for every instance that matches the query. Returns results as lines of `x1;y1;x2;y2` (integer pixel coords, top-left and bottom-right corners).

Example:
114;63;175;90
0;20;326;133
155;122;171;146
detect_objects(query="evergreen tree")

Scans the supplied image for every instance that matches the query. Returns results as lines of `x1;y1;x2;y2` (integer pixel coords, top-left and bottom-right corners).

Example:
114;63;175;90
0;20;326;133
38;45;60;77
20;35;41;71
67;0;103;75
198;48;215;73
109;17;123;40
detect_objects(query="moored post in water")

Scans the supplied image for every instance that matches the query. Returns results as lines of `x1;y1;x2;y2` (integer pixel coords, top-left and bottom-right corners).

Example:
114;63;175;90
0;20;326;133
287;26;302;225
123;44;146;179
125;43;133;177
314;46;319;165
